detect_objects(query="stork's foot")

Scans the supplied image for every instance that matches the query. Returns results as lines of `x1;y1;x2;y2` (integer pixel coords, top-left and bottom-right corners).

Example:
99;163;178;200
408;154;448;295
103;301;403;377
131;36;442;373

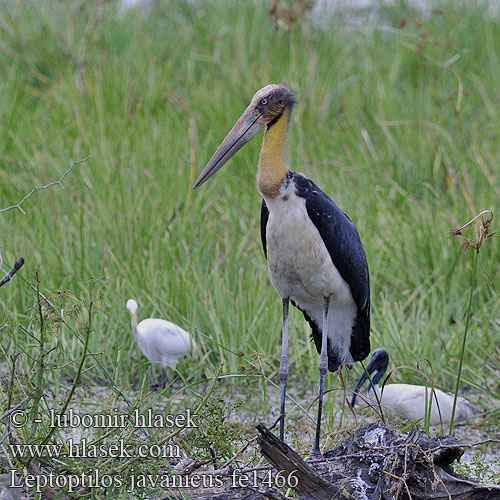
278;414;284;440
309;447;323;460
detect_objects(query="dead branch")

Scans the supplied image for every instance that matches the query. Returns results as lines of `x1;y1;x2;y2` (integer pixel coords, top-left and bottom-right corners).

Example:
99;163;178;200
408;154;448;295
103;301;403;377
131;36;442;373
0;156;91;214
0;257;25;288
0;156;91;289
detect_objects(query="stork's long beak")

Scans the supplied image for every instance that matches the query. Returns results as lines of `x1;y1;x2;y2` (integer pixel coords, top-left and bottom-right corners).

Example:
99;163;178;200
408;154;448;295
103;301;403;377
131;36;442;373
193;105;265;189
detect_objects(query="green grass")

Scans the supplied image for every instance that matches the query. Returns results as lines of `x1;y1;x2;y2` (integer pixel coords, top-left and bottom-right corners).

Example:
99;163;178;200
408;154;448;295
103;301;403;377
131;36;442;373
0;0;499;471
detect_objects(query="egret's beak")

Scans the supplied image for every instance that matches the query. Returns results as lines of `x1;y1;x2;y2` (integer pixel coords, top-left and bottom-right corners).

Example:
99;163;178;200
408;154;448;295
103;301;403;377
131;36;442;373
193;105;265;189
130;313;137;329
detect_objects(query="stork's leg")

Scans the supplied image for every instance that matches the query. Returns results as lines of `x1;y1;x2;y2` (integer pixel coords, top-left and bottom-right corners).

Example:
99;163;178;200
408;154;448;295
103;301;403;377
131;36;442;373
311;295;330;458
279;297;290;441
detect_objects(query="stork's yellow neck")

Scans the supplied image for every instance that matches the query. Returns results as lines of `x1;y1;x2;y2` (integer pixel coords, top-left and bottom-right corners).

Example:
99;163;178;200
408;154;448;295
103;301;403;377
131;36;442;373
257;108;290;198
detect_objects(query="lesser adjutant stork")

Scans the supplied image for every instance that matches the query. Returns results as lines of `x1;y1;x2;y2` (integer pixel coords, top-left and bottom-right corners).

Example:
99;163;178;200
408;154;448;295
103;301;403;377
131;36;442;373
193;84;370;457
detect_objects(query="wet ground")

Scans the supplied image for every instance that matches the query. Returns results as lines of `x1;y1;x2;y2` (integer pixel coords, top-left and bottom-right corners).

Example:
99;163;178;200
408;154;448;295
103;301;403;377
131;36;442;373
1;357;498;499
67;377;500;475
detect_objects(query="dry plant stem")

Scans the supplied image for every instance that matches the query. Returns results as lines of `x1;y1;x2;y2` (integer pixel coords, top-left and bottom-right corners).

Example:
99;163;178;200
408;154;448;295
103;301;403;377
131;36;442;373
448;209;493;435
0;257;24;287
39;300;94;449
418;358;441;434
359;359;387;424
221;435;259;469
6;354;19;412
0;156;91;214
28;274;46;442
15;300;93;498
178;458;214;477
449;253;478;434
453;210;492;233
382;470;412;499
23;277;133;408
111;363;225;476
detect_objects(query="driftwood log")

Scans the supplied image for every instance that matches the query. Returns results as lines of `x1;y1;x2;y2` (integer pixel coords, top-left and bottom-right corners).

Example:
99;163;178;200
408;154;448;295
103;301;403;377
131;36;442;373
164;422;500;500
259;422;500;499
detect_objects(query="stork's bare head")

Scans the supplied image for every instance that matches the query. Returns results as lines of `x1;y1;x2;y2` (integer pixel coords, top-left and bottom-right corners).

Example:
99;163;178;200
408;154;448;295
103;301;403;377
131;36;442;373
193;84;296;189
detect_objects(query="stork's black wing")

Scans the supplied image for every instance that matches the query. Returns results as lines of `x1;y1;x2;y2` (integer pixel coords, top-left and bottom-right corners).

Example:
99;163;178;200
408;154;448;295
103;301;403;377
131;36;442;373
259;173;370;366
294;173;370;363
260;199;269;258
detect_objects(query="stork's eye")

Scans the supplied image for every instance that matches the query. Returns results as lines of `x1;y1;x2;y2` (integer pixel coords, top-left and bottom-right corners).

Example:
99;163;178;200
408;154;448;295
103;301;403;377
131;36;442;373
260;98;268;105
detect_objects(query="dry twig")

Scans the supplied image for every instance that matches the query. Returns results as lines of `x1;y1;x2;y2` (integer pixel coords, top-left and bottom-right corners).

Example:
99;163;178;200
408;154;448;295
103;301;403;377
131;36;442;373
0;155;91;214
0;156;91;286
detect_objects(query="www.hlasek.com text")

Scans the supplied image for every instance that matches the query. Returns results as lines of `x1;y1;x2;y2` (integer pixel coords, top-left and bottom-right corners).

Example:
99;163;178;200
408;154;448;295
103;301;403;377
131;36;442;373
9;438;182;459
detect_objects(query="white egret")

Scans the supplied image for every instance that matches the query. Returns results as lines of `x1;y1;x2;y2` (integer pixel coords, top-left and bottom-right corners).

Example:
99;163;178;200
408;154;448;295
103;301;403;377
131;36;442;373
126;299;196;387
351;348;478;425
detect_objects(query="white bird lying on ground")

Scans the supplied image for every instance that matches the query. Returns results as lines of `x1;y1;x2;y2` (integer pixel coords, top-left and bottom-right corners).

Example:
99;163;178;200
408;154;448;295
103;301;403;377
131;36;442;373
351;348;478;425
126;299;196;387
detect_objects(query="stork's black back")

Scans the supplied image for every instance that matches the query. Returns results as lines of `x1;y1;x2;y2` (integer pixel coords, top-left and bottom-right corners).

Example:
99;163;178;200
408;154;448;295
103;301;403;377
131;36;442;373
260;171;370;371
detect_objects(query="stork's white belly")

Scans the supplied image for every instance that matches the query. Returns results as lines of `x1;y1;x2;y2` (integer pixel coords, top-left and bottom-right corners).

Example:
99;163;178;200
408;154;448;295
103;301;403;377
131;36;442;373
266;186;351;303
265;184;357;365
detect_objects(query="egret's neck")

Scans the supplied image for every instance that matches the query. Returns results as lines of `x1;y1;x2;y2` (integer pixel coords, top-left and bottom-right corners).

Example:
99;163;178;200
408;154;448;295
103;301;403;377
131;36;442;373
257;108;290;198
130;315;138;337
